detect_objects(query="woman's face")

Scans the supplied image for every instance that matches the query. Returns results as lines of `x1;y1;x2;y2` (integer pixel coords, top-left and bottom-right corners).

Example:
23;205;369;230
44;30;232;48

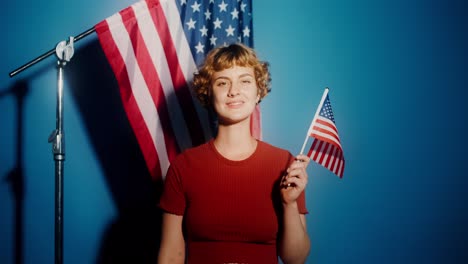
211;65;260;125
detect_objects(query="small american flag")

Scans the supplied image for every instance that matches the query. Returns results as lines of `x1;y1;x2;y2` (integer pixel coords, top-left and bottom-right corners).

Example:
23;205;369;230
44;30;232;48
306;89;345;178
95;0;260;181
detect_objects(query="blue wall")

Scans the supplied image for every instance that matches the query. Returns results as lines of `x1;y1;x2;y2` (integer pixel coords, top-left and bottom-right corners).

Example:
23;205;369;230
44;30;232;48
1;0;467;263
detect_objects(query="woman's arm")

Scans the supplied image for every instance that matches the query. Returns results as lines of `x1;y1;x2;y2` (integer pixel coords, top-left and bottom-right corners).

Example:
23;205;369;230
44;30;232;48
279;209;310;264
158;212;185;264
278;155;311;264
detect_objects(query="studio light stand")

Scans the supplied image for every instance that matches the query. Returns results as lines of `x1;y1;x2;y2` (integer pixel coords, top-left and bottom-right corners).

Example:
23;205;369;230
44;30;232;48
49;36;74;264
9;27;96;264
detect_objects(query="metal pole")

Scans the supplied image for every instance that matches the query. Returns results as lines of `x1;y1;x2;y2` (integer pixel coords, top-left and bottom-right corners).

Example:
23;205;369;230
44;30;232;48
48;37;74;264
56;63;65;264
9;27;94;78
8;25;94;264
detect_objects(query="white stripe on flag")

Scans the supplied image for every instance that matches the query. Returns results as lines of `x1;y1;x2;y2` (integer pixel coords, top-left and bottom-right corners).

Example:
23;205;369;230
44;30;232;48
309;141;319;159
337;152;344;177
321;143;332;166
314;121;339;139
322;144;333;167
315;141;325;161
161;0;213;141
312;129;342;150
106;12;170;176
133;1;192;151
329;147;338;172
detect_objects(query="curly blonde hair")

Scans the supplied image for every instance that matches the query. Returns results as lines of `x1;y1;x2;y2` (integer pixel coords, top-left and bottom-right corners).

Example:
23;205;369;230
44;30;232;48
192;43;271;107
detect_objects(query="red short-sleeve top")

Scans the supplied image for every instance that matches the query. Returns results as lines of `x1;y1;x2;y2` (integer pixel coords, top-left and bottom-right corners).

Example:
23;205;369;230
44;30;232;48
159;140;308;263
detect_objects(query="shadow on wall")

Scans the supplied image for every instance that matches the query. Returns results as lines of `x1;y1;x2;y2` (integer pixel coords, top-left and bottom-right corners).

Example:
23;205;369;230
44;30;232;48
1;80;28;264
65;39;163;264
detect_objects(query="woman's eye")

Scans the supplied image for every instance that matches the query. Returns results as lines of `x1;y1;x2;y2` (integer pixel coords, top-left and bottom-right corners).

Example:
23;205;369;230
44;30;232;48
242;79;252;84
216;81;227;87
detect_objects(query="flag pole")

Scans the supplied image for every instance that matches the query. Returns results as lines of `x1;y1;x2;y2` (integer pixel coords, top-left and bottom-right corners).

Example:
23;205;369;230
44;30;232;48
299;87;329;155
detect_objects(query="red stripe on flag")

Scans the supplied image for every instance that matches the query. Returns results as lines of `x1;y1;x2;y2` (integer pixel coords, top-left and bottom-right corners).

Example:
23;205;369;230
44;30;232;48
311;140;323;161
333;151;341;177
339;154;345;178
315;118;338;134
328;146;338;173
122;8;179;163
311;123;340;142
96;20;162;180
318;143;330;164
310;133;343;151
335;151;344;178
323;144;334;169
307;139;317;157
311;125;340;145
150;4;206;146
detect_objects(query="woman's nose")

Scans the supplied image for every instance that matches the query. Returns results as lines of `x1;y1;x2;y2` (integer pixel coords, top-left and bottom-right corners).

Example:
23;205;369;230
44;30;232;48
227;83;240;97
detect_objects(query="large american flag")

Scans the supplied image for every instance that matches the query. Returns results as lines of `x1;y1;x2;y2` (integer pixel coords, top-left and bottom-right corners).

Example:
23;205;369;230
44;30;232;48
306;89;345;178
95;0;260;180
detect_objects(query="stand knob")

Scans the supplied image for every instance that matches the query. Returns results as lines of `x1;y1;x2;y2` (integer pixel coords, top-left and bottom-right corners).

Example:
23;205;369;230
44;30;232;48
55;37;74;62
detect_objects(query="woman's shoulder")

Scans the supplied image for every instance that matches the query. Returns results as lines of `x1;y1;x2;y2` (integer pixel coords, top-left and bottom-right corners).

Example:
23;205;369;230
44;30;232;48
255;141;294;170
257;140;293;158
171;139;213;165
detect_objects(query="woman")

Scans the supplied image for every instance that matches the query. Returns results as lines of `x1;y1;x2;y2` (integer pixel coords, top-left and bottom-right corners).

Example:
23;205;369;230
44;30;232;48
158;43;310;263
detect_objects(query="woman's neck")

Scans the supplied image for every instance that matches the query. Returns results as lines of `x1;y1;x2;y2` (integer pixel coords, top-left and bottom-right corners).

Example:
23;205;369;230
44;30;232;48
214;122;258;161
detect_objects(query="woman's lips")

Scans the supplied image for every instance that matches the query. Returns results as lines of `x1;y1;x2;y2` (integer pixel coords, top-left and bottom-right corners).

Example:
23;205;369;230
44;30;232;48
226;101;244;108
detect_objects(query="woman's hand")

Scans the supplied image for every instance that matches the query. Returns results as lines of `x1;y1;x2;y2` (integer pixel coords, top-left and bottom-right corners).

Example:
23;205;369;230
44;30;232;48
280;154;310;205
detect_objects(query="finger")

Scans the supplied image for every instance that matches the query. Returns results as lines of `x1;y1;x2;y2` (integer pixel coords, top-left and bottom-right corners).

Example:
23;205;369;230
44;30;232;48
287;167;308;180
288;161;308;171
281;173;291;187
283;180;299;188
281;174;298;188
295;154;310;164
284;176;307;189
295;156;311;171
285;171;305;181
